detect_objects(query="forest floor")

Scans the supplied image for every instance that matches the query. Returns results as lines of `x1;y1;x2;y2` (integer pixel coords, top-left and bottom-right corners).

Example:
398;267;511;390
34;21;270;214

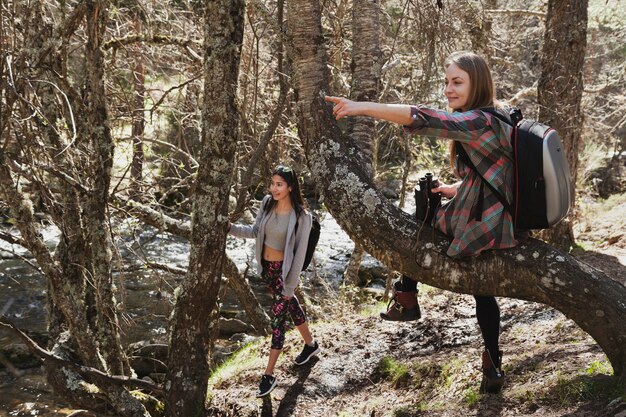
206;193;626;417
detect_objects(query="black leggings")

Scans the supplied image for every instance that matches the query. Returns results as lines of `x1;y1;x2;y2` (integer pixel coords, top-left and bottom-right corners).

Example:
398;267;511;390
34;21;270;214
398;277;500;356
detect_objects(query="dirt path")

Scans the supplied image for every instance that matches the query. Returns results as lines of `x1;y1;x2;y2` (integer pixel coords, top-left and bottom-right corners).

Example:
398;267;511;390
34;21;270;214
207;288;626;417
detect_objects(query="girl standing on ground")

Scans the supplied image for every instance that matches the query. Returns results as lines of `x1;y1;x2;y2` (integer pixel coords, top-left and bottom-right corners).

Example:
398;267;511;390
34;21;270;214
325;51;517;394
229;165;321;398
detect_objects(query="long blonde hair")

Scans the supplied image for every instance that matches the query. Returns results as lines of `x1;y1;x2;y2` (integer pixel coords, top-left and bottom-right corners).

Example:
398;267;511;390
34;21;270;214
444;51;497;171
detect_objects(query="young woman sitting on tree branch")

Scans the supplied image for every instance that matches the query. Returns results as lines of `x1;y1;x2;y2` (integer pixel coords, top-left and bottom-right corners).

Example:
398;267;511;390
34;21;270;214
325;51;517;394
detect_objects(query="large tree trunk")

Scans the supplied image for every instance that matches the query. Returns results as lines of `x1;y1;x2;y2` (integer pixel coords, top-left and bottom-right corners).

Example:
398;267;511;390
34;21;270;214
537;0;588;250
288;0;626;378
164;1;245;416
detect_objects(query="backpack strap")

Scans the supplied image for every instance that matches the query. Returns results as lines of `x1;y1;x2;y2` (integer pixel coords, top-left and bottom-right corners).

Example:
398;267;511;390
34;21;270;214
455;143;513;217
454;107;516;218
481;107;523;127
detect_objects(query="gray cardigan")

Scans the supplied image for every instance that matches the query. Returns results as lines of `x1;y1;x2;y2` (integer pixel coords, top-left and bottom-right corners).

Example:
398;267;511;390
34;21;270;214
229;195;312;297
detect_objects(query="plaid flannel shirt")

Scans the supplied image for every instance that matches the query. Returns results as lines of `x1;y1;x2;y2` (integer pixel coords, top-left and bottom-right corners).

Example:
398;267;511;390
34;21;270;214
405;105;518;257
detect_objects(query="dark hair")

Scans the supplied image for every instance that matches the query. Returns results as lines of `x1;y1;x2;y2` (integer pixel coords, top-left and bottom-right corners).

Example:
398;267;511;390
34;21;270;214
263;165;306;218
444;51;498;170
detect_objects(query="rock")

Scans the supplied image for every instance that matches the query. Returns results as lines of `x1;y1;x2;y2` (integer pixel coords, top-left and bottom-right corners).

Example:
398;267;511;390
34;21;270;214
149;372;166;383
0;343;41;369
229;333;257;344
608;234;623;245
219;317;254;337
141;376;156;384
129;342;169;359
130;356;167;377
380;186;400;199
362;287;385;299
357;262;389;286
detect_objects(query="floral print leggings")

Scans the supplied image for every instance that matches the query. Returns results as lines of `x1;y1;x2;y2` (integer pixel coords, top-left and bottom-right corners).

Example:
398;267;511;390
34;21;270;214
261;260;307;349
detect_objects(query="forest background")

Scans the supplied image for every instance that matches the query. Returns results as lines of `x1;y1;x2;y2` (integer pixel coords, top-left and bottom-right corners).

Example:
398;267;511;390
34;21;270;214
0;0;625;416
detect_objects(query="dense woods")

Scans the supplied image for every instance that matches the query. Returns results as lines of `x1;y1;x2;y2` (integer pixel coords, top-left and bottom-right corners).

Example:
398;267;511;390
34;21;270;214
0;0;624;416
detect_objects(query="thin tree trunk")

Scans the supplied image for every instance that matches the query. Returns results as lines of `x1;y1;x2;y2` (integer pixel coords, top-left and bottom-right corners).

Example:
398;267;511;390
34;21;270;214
130;17;145;201
164;1;245;415
343;0;382;286
537;0;588;250
83;0;130;377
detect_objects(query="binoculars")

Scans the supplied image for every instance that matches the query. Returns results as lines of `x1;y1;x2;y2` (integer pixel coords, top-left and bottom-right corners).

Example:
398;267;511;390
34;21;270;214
414;173;441;224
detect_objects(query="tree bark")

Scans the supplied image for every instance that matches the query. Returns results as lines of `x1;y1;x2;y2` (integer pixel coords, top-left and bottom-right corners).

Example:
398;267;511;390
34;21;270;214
130;16;146;201
82;0;130;378
537;0;588;250
164;1;245;416
288;0;626;378
343;0;383;286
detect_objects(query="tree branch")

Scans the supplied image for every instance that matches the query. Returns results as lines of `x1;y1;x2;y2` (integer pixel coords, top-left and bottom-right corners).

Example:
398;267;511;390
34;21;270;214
103;34;201;59
0;318;163;394
483;9;546;18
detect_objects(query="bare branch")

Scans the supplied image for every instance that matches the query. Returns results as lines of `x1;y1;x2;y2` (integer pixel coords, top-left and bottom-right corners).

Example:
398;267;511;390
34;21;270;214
142;138;199;169
506;82;538;106
34;1;88;67
0;230;27;247
0;319;163;394
144;261;187;276
103;34;202;62
148;74;202;119
484;9;546;18
122;198;191;239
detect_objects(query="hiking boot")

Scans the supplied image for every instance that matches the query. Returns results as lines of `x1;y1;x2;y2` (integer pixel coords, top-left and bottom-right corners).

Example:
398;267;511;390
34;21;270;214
294;341;321;365
380;291;421;322
256;374;277;397
480;350;505;394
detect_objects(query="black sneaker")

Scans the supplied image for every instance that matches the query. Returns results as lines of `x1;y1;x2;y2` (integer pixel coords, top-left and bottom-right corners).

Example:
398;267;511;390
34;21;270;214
256;374;277;398
294;341;321;365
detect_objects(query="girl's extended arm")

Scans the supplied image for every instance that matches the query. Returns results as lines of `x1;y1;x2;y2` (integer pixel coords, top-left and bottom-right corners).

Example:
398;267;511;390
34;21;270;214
325;96;413;126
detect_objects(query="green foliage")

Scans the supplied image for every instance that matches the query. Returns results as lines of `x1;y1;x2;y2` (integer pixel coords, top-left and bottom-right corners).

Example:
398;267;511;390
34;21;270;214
358;299;388;317
438;358;463;390
377;356;411;388
208;342;262;389
586;360;614;376
463;387;480;407
543;362;622;408
130;390;165;416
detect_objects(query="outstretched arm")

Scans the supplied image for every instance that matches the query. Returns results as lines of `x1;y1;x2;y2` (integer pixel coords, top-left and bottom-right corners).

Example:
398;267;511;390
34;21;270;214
325;96;414;126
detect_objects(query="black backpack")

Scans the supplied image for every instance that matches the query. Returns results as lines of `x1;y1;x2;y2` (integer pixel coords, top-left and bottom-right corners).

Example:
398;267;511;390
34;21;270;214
456;107;572;230
296;214;321;271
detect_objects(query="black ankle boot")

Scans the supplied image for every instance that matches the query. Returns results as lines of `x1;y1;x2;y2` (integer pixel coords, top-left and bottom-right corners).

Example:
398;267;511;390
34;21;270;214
480;349;504;394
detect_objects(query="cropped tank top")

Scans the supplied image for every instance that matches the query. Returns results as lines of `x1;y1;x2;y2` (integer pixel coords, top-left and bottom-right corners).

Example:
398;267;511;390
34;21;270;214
264;210;291;251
